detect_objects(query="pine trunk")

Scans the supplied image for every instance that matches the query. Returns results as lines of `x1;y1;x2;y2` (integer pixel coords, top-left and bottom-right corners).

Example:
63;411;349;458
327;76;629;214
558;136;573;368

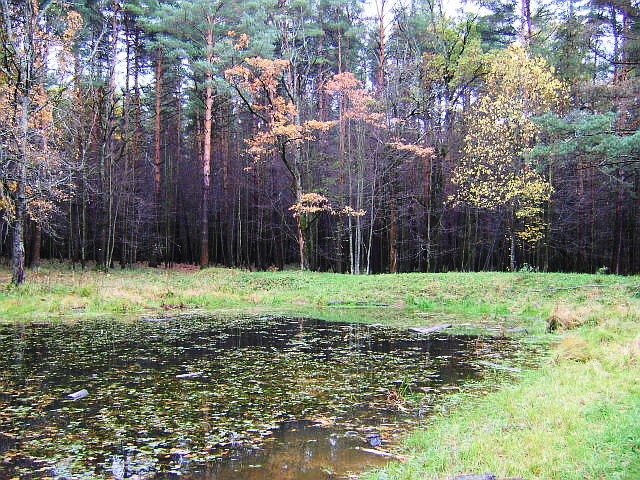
200;23;214;269
150;51;163;267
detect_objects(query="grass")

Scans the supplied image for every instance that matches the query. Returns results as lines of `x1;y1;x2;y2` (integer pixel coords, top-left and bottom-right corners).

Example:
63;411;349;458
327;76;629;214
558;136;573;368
0;262;637;328
1;262;639;479
366;315;640;480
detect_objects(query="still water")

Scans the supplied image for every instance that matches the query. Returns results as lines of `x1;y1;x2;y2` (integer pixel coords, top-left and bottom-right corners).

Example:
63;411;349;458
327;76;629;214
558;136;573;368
0;316;530;479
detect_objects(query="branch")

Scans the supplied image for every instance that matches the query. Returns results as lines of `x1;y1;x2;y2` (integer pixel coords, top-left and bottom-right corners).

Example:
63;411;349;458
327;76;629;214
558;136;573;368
0;0;14;44
229;84;268;124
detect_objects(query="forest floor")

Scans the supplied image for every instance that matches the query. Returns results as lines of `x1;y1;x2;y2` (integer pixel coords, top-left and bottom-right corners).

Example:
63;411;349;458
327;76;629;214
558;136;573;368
1;263;639;479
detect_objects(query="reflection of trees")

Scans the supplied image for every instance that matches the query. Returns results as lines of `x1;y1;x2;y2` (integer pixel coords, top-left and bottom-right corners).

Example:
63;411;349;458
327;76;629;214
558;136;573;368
0;318;522;478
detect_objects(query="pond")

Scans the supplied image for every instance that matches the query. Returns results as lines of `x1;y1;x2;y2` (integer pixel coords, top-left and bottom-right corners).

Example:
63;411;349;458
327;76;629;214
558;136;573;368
0;316;534;479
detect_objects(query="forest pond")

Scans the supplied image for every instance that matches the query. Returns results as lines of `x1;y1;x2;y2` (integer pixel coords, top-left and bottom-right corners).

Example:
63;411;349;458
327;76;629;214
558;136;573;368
0;316;534;479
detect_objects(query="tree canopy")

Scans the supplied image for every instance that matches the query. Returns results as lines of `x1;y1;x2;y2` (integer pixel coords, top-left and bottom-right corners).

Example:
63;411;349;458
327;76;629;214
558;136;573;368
2;0;640;281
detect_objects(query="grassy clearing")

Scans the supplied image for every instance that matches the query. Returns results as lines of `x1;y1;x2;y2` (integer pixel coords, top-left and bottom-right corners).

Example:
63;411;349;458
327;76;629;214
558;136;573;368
1;263;639;479
0;262;637;329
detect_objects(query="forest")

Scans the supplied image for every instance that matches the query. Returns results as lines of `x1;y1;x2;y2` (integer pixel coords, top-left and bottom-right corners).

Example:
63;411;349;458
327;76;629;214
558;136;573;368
2;0;640;284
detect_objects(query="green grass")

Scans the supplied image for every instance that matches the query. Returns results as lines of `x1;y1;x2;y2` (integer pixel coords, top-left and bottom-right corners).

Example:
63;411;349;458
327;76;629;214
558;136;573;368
1;262;639;479
366;315;640;480
1;263;637;328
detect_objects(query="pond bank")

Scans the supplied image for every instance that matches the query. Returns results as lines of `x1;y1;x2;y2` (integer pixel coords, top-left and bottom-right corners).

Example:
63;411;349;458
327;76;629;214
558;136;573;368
0;264;636;328
366;312;640;479
1;265;639;479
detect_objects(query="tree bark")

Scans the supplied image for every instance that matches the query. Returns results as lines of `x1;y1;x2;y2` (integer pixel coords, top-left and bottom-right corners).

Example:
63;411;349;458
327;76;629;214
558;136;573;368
200;22;214;269
5;0;36;285
374;0;387;95
12;94;30;285
293;169;307;271
521;0;532;45
150;50;163;267
389;197;398;273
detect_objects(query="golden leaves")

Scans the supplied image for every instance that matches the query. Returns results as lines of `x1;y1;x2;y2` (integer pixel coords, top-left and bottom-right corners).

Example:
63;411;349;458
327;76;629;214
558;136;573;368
289;193;333;217
338;206;366;217
289;193;366;219
63;11;83;45
224;64;251;83
451;46;563;243
388;141;435;159
325;72;384;127
485;45;568;115
225;57;290;98
0;184;16;220
324;72;362;94
30;84;54;129
227;31;250;51
303;120;336;133
227;57;337;162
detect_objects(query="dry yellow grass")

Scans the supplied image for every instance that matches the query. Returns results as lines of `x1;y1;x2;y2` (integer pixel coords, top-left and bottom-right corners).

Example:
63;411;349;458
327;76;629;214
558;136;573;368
554;335;593;362
620;337;640;365
547;304;601;331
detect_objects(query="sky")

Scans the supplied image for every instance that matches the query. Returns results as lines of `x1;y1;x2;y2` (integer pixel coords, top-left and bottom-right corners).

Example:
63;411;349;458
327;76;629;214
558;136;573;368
364;0;485;20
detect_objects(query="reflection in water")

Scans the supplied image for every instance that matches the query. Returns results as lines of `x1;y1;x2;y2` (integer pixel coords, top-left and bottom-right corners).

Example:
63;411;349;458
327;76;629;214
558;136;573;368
155;421;388;480
0;317;531;479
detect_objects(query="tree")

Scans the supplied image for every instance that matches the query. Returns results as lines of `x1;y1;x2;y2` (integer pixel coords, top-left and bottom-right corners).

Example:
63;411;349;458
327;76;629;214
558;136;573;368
0;0;81;284
226;56;334;270
390;6;486;271
153;0;228;268
450;45;565;270
3;0;640;278
325;71;383;274
532;111;640;273
469;0;518;48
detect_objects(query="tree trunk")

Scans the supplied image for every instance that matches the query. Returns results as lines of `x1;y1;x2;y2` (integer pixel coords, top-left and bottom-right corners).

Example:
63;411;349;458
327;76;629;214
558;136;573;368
200;23;214;269
509;221;517;272
374;0;387;95
366;159;378;274
521;0;532;45
424;144;433;272
389;197;398;273
11;213;25;285
12;94;30;285
294;172;307;271
150;50;163;267
7;0;36;286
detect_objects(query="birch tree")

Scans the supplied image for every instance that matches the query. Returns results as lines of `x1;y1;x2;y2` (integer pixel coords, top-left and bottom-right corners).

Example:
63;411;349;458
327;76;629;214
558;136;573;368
451;46;565;270
0;0;80;284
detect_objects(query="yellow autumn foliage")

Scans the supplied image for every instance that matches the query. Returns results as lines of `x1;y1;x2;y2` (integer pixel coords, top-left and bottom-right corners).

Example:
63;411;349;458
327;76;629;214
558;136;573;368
451;46;566;243
289;193;366;218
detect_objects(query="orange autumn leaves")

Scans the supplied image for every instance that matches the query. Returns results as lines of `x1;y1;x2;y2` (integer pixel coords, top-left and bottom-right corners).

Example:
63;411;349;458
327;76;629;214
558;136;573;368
324;72;384;127
0;7;82;223
225;57;335;159
289;193;366;219
225;59;433;219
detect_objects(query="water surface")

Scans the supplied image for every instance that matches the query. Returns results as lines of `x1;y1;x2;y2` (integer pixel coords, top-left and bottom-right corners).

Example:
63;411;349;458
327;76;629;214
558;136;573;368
0;316;531;479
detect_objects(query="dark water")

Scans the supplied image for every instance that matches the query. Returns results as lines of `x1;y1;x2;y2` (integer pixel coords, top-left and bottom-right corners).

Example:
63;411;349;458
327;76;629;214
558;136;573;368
0;316;531;479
